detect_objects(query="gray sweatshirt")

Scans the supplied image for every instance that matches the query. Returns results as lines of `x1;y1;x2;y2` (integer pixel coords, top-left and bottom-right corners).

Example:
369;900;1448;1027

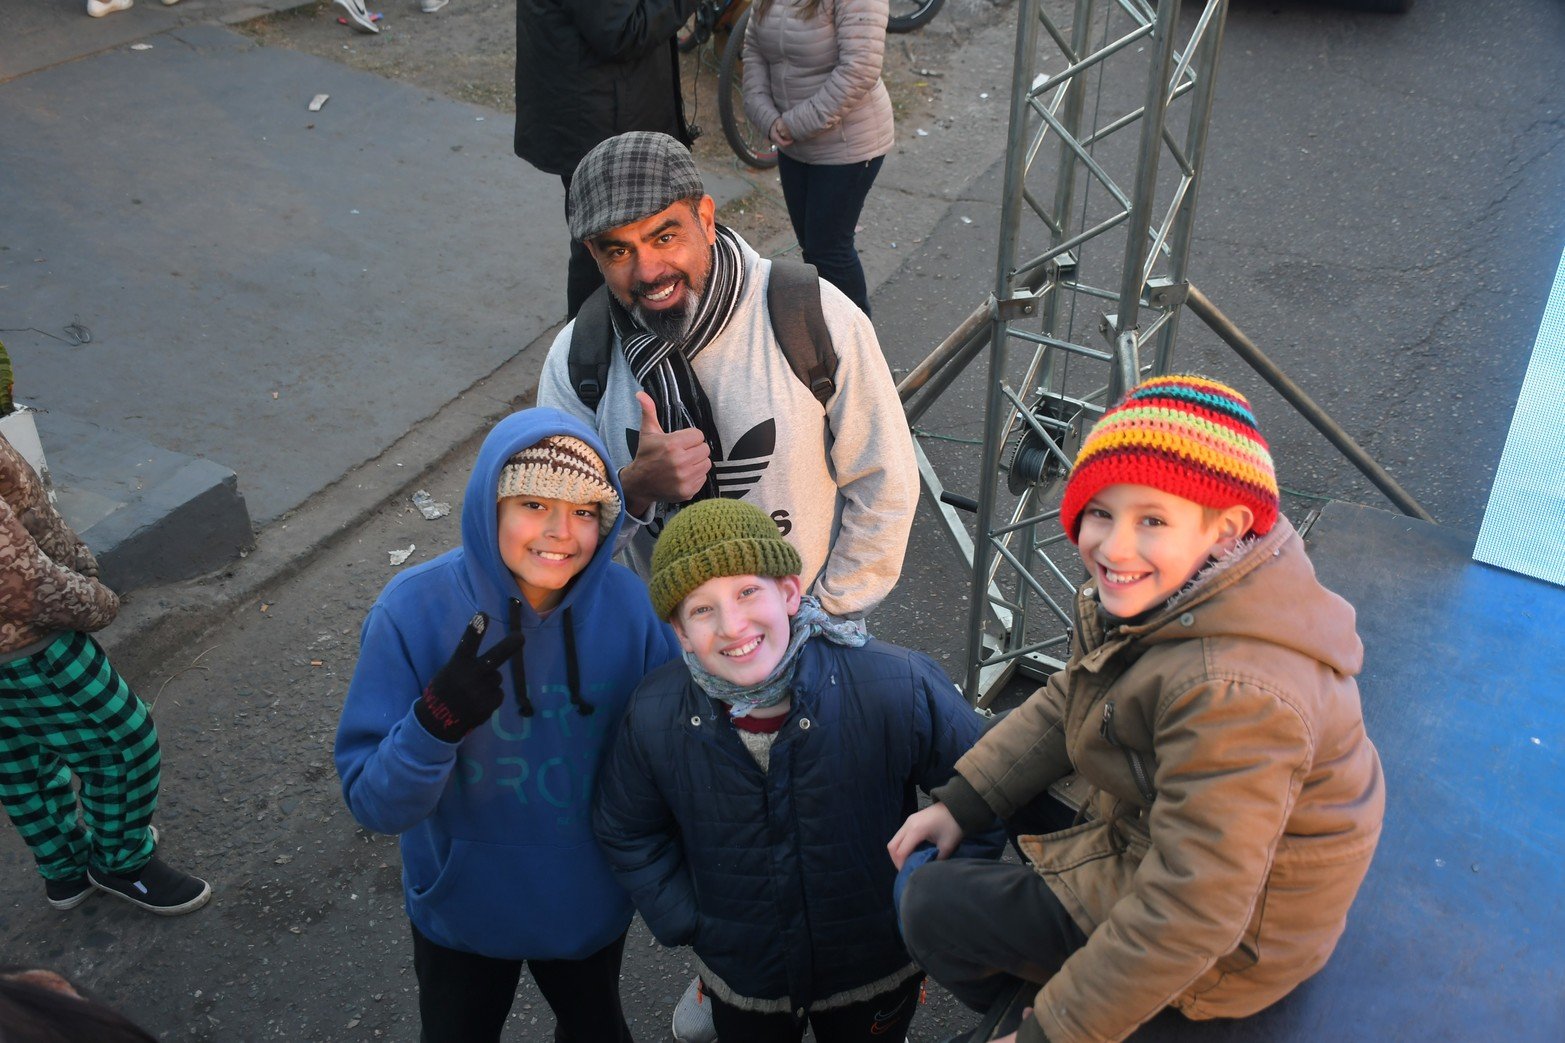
535;235;917;617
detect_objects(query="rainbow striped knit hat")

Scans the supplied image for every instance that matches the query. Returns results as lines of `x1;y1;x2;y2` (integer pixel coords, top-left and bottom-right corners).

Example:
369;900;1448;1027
1059;374;1279;543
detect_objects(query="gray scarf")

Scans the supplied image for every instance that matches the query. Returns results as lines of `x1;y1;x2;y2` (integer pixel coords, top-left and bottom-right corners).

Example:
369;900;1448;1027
684;596;868;718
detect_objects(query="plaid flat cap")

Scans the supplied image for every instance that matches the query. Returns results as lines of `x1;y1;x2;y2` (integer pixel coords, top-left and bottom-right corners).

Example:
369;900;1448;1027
568;132;706;242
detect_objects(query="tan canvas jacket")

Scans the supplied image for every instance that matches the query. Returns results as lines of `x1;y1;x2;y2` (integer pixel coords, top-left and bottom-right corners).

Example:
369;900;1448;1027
939;517;1385;1043
0;433;117;657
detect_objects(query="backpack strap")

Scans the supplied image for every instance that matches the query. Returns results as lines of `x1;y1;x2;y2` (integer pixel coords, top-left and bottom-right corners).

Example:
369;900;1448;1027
570;263;837;409
767;260;837;405
567;285;613;411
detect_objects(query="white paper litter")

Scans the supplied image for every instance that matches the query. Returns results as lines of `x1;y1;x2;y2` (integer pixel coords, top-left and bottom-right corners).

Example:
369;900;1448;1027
388;544;416;566
411;490;451;520
309;94;330;112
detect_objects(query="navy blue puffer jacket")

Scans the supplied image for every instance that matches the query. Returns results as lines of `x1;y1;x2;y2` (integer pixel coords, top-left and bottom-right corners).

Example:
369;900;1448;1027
592;637;1001;1008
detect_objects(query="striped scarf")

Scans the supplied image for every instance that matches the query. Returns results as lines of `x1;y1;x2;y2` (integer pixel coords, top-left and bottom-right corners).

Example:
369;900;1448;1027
613;225;746;505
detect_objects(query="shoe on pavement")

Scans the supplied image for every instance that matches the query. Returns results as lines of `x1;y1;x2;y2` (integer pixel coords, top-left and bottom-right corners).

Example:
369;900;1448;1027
43;825;157;910
86;0;133;17
671;976;717;1043
88;856;212;916
334;0;380;33
45;874;92;911
420;0;448;11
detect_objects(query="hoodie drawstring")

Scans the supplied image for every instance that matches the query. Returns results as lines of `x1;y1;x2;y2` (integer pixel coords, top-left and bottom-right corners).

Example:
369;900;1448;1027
507;601;592;717
509;599;534;717
563;607;594;716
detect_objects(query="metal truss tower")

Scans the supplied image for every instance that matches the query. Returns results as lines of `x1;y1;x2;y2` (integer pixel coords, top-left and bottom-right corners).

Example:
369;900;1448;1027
901;0;1233;703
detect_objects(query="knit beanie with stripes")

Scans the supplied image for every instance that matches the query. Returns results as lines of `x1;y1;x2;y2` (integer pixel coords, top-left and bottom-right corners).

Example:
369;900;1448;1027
1059;374;1279;543
497;435;622;539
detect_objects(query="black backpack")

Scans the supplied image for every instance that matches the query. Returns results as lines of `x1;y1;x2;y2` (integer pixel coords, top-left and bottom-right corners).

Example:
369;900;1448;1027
567;259;837;410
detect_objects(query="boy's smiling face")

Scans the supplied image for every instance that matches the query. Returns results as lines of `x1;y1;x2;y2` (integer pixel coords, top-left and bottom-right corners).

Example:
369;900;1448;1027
498;496;601;612
672;574;802;686
1076;483;1253;618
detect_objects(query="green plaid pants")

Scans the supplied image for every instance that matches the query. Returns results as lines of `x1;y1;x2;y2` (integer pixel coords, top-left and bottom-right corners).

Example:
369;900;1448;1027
0;631;159;881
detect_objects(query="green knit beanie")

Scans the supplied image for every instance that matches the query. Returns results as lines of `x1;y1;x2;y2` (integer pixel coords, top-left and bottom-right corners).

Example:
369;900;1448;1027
649;498;802;620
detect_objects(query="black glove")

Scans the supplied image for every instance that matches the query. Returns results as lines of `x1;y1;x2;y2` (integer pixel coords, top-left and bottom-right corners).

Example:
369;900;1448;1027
414;613;526;742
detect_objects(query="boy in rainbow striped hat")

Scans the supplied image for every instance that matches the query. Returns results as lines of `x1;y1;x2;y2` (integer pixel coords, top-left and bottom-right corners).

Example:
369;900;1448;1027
890;375;1384;1043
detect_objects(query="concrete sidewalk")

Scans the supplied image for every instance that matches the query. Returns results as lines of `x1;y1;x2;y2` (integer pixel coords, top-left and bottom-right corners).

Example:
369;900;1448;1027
3;17;566;527
0;2;751;667
0;0;1013;675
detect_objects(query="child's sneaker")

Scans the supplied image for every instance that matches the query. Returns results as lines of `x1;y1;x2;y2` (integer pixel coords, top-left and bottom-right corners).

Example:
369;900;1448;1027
88;856;211;916
45;874;92;911
334;0;380;33
671;976;717;1042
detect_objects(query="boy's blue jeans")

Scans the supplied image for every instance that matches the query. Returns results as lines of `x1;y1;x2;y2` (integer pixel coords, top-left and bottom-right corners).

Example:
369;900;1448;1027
898;858;1088;1015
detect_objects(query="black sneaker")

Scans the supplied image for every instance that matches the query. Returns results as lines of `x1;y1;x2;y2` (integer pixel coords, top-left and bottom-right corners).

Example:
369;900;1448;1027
88;856;212;916
44;874;92;911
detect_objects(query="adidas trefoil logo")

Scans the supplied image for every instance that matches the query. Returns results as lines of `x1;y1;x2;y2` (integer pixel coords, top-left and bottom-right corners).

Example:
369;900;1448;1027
626;418;777;499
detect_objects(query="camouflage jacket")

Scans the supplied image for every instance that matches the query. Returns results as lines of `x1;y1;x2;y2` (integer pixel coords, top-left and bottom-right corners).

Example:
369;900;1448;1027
0;432;117;657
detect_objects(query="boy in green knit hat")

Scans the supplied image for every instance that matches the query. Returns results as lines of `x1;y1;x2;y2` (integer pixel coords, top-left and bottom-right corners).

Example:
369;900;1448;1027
592;497;1001;1043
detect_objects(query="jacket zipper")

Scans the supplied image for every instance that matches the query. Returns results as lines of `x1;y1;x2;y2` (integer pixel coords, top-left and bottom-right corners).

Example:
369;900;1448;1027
1100;701;1156;804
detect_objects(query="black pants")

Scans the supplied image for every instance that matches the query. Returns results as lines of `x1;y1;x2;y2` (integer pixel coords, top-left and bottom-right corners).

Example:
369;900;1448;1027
898;858;1088;1015
706;972;923;1043
560;173;606;318
776;153;884;317
410;922;634;1043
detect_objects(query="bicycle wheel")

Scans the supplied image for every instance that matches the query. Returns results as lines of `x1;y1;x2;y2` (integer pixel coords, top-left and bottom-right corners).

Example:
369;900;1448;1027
717;8;779;170
887;0;944;33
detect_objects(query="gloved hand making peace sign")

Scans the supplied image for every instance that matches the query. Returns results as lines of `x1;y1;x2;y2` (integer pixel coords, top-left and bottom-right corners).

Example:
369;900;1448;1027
413;613;527;742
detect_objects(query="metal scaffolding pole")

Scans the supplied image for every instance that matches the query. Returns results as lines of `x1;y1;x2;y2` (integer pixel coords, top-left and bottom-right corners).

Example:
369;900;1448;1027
954;0;1232;703
899;0;1429;704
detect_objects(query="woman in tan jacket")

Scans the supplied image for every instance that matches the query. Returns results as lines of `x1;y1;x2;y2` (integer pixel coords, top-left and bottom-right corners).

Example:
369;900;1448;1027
889;376;1385;1043
741;0;894;315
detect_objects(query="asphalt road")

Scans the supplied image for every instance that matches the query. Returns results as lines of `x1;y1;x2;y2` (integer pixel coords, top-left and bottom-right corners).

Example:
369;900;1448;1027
0;1;1561;1040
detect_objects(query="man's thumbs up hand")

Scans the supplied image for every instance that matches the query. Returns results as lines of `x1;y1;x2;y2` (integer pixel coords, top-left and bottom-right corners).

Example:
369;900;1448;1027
620;391;712;514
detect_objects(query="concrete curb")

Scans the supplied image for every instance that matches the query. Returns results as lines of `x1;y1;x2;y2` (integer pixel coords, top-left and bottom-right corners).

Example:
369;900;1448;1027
98;322;557;680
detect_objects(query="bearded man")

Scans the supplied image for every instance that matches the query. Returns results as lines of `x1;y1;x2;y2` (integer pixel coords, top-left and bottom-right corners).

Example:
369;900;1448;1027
534;132;917;621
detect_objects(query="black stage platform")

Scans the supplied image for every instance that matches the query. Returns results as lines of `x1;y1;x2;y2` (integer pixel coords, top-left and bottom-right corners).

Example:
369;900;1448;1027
1115;501;1565;1040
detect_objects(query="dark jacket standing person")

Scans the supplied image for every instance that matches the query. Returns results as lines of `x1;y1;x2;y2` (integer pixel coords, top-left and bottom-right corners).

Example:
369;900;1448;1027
741;0;893;315
593;498;1002;1042
515;0;695;317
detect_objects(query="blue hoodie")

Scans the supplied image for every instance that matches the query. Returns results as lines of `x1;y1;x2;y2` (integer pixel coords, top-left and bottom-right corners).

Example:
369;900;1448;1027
335;408;680;961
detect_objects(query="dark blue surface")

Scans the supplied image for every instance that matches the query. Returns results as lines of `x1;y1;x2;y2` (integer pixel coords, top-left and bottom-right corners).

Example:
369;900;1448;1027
1132;501;1565;1040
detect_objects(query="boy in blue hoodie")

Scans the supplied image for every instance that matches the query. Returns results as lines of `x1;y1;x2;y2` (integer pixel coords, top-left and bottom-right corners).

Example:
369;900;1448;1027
335;409;681;1043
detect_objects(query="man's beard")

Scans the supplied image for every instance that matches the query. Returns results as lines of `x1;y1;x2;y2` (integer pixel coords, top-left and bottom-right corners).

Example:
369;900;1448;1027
632;284;701;342
626;247;713;342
